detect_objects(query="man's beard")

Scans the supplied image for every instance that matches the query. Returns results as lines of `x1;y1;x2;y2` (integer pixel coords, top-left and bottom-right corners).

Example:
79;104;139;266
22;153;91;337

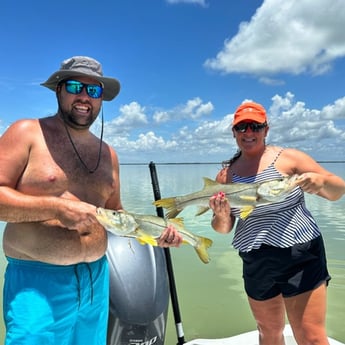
59;104;99;130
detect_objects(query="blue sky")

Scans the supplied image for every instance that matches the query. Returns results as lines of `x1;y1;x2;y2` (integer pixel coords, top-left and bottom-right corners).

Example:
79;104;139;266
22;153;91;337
1;0;345;163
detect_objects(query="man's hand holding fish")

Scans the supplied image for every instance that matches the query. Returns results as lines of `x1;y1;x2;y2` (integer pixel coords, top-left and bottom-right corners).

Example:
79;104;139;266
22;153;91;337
95;208;212;263
157;224;183;248
97;209;183;248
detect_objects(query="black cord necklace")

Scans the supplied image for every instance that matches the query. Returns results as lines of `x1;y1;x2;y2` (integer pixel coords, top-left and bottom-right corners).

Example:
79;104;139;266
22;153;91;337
63;110;104;174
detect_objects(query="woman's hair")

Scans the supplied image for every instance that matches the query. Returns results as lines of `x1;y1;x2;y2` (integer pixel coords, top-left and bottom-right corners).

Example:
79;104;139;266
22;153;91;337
221;150;242;168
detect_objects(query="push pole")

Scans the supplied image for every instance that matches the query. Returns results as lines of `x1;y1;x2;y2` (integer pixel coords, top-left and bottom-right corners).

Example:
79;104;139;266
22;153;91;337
149;161;186;345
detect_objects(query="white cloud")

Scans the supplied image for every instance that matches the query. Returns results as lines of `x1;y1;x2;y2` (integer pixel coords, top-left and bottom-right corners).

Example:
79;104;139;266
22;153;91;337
258;76;285;86
166;0;208;7
115;102;148;127
181;97;214;119
100;101;148;137
322;98;345;120
134;132;178;151
204;0;345;77
88;93;345;163
266;93;345;157
152;111;170;123
153;97;214;123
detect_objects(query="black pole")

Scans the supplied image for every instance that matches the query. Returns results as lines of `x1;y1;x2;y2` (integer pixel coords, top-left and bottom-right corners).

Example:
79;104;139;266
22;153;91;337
149;161;186;345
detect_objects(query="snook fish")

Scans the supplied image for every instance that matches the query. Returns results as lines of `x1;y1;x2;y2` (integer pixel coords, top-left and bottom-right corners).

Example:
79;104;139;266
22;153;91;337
96;208;213;264
153;174;299;220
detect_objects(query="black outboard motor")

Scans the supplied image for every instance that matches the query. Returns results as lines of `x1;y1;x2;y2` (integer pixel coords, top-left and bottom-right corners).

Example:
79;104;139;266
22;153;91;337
106;233;169;345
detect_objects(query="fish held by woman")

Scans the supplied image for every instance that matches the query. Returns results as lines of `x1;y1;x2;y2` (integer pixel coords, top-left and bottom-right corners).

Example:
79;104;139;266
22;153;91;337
96;208;213;264
153;174;299;220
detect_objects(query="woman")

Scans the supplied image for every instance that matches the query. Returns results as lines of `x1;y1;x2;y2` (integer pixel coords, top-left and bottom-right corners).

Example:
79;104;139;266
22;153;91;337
209;101;345;345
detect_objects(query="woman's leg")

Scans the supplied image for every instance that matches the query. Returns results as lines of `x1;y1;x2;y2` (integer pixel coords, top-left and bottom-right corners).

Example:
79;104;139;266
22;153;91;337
248;294;286;345
284;283;329;345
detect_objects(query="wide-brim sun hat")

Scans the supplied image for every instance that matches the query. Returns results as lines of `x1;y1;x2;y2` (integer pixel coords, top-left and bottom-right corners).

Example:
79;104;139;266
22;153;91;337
232;101;267;126
41;56;120;101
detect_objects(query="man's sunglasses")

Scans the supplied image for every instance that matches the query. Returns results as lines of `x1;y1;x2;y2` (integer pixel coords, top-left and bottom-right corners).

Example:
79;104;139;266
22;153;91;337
233;122;267;133
64;80;103;99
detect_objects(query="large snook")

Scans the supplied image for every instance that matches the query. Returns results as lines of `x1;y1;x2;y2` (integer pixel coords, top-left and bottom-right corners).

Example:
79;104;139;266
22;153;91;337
96;208;213;264
153;174;299;220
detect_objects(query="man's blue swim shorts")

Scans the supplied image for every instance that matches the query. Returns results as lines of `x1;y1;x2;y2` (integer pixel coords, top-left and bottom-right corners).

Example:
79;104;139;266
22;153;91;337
3;256;109;345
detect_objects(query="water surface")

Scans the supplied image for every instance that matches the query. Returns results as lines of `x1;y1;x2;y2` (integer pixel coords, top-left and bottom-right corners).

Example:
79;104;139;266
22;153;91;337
0;162;344;343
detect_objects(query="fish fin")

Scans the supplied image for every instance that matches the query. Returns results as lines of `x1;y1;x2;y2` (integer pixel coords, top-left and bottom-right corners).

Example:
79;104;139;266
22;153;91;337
203;177;219;187
195;206;210;216
240;206;254;219
153;198;181;218
135;232;157;246
169;217;185;228
194;236;213;264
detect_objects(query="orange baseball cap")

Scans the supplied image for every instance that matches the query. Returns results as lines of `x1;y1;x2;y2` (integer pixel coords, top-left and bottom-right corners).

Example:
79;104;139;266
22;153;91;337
232;102;267;126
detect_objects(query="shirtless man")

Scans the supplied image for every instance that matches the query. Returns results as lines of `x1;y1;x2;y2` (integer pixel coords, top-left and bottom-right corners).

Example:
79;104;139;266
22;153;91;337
0;56;181;345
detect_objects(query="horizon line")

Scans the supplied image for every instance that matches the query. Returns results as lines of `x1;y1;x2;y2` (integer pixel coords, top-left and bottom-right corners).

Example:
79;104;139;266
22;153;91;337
120;160;345;166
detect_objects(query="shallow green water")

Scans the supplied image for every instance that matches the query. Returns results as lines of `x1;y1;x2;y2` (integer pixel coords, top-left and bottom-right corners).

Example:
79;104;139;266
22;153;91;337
0;163;344;343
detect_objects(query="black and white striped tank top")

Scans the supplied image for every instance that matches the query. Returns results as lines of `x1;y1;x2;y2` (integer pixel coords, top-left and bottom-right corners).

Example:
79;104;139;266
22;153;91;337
230;152;321;252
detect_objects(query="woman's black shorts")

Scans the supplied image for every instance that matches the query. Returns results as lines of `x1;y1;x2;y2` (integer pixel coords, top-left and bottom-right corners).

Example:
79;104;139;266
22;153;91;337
239;236;331;301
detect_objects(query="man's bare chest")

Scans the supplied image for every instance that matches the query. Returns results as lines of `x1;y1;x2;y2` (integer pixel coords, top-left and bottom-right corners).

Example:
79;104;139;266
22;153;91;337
18;143;115;204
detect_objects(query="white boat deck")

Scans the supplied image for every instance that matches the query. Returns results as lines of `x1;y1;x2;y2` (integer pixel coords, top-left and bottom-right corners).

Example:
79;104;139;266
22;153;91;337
184;324;344;345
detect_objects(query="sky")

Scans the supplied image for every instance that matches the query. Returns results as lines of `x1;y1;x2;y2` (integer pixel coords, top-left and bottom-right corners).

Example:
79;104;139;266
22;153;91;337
1;0;345;164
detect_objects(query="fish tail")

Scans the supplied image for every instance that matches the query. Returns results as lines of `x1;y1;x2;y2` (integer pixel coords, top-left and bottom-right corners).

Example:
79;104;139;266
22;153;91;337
194;236;213;264
153;197;181;218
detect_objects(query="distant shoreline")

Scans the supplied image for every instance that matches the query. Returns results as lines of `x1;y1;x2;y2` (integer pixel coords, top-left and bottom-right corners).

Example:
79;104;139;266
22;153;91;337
120;161;345;166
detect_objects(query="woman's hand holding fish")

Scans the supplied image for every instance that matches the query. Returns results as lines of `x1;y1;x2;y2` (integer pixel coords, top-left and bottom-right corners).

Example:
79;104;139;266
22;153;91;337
209;191;234;234
157;224;183;248
210;191;230;216
295;173;324;195
296;172;345;200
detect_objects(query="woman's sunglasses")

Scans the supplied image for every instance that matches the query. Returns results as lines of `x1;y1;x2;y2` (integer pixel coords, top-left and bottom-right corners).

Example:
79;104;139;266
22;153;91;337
64;80;103;99
233;122;267;133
